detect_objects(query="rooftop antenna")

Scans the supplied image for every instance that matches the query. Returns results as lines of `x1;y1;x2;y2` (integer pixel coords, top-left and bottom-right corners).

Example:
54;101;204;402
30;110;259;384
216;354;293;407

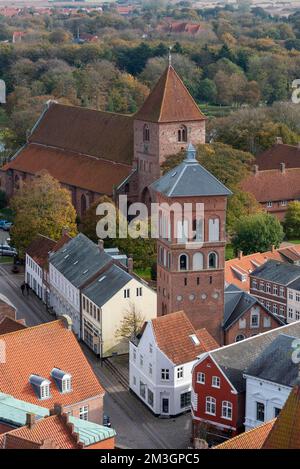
168;46;173;67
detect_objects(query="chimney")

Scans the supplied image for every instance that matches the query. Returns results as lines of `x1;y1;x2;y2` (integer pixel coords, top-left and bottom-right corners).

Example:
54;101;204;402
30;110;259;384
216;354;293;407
26;413;36;429
238;250;243;260
253;164;259;175
98;239;104;251
52;403;63;416
280;162;286;173
271;245;276;253
275;136;283;144
127;257;133;274
61;314;73;331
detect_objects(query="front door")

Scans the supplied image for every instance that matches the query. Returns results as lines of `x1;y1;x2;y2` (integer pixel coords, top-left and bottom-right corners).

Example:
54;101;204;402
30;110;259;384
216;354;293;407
162;397;169;414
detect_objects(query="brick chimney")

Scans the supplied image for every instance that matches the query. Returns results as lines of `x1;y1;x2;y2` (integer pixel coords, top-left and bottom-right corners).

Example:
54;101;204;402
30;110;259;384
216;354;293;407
280;162;286;173
127;257;133;274
275;136;283;144
271;245;276;253
253;164;259;175
52;403;63;416
26;413;36;429
238;250;243;260
98;239;104;251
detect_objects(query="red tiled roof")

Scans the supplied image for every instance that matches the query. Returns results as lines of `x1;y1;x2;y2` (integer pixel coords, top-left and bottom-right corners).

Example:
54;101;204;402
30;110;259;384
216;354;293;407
241;167;300;203
0;320;104;408
0;296;16;321
215;420;275;449
0;316;26;334
2;143;132;195
29;103;134;165
26;234;56;268
52;233;72;253
135;66;205;123
256;143;300;170
151;311;219;365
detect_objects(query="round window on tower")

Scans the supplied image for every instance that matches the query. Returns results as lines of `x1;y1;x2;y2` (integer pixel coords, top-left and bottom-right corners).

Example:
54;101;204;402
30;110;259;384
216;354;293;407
201;293;207;300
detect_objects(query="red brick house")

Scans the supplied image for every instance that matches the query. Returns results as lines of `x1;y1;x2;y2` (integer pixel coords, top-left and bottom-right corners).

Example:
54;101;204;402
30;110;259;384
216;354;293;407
256;141;300;170
191;321;300;441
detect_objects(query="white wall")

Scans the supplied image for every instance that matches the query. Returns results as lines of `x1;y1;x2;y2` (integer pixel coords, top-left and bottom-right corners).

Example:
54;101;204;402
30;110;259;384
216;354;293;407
129;322;195;416
287;287;300;323
25;254;44;301
244;375;291;431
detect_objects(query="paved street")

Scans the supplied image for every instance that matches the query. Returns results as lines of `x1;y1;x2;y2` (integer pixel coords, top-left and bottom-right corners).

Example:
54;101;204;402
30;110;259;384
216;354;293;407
0;260;191;449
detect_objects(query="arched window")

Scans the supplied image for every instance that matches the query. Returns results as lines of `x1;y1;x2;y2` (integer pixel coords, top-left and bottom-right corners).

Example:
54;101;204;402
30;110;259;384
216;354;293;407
193;252;203;271
235;334;245;342
178;125;187;142
192;218;204;242
179;254;188;271
208;252;218;269
205;396;216;415
143;124;150;142
209;218;220;242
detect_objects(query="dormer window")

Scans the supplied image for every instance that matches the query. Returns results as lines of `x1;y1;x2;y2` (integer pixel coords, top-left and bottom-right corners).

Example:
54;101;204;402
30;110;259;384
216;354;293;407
143;124;150;142
178;125;187;142
29;374;51;400
51;368;72;394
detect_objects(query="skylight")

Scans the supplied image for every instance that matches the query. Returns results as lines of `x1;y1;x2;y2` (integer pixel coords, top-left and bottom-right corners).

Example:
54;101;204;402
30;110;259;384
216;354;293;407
83;269;89;274
190;334;200;346
98;275;106;283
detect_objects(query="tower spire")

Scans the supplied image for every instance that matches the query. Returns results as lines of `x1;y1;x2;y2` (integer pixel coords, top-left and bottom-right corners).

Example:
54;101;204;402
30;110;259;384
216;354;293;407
168;46;172;67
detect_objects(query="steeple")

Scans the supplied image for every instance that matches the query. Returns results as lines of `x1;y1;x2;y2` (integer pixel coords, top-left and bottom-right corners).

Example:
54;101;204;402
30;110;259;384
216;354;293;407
135;65;206;123
185;143;197;162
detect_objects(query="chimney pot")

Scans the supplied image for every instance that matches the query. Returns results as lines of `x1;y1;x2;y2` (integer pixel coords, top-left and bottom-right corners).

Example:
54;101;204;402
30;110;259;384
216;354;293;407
98;239;104;251
26;413;36;429
280;162;286;173
127;257;133;274
53;403;63;416
238;250;243;260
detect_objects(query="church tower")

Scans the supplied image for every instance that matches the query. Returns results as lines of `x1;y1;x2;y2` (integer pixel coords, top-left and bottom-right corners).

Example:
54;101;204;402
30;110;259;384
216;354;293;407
134;65;206;205
151;144;232;344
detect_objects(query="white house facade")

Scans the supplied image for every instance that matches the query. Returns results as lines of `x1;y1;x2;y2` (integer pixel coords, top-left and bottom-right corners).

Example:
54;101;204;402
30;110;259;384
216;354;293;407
25;254;45;302
287;281;300;323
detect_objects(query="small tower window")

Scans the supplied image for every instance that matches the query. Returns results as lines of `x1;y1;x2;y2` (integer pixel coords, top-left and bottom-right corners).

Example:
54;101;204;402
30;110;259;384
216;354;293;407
179;254;188;271
143;124;150;142
178;125;187;142
208;252;218;269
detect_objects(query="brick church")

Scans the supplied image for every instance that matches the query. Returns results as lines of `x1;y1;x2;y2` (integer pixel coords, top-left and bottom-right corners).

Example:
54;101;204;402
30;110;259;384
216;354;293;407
1;65;232;343
0;65;206;216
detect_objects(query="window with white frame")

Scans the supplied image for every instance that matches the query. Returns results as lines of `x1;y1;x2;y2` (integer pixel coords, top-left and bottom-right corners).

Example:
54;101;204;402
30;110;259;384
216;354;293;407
279;287;285;298
273;304;278;315
136;287;142;297
296;310;300;320
263;316;271;328
40;384;50;400
79;406;89;420
124;288;130;298
222;401;232;420
161;369;169;380
273;285;278;296
266;283;271;293
197;372;205;384
212;376;220;388
177;366;184;379
296;293;300;302
288;308;294;320
149;343;153;354
205;396;216;415
149;363;152;375
289;291;294;300
62;376;71;393
267;201;272;208
279;305;285;316
260;282;265;292
251;313;259;328
252;279;257;290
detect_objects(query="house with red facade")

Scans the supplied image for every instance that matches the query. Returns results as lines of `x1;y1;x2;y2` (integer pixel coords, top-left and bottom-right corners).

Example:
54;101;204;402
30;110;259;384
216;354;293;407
191;321;300;442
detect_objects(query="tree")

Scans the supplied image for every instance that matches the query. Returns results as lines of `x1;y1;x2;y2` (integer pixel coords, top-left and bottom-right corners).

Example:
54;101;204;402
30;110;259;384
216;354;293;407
232;213;284;255
10;171;77;257
284;201;300;239
115;303;145;341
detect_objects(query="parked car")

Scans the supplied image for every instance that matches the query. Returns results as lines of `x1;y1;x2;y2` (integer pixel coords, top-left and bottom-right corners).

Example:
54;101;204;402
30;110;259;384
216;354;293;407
0;220;8;228
0;245;17;257
0;220;12;231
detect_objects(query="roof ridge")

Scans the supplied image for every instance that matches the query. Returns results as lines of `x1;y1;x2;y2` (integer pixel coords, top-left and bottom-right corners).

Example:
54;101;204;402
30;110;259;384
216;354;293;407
158;66;170;122
0;319;64;339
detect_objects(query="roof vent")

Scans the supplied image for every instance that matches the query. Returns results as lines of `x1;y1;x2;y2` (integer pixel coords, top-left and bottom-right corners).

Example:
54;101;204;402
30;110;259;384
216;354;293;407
83;269;89;274
171;171;177;177
190;334;200;345
29;375;51;400
51;368;72;394
73;260;78;265
98;275;106;283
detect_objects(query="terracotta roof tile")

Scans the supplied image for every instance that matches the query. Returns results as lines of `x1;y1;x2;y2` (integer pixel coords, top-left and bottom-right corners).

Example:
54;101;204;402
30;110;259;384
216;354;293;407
2;143;132;195
151;311;219;365
26;234;56;268
241;167;300;203
215;420;275;449
256;143;300;170
0;320;104;408
135;66;205;123
29;103;134;165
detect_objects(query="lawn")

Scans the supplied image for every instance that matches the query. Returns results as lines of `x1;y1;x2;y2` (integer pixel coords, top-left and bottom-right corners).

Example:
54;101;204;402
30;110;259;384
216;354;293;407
0;256;12;264
286;239;300;244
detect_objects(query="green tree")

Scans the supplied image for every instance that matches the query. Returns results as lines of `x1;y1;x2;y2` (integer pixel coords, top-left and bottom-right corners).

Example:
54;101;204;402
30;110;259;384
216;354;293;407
232;213;284;255
284;201;300;240
10;171;77;258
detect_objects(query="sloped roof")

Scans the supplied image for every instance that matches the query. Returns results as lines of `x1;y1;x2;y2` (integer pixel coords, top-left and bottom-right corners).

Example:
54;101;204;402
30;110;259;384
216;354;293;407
215;419;275;449
0;316;26;335
151;143;231;198
251;259;300;286
29;103;134;165
2;143;132;196
135;65;205;123
151;311;219;365
241;167;300;203
256;143;300;170
0;319;104;408
0;392;49;428
209;321;300;392
26;234;56;268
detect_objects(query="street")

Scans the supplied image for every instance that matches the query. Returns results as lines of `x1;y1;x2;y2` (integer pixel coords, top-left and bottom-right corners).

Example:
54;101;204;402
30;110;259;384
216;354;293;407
0;257;191;449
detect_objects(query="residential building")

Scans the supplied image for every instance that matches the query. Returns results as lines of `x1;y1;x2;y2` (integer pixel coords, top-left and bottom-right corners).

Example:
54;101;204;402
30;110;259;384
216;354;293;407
287;277;300;323
129;311;218;417
0;316;105;424
191;321;300;440
255;141;300;171
216;379;300;449
0;316;26;335
151;144;231;343
244;334;299;431
223;284;283;344
0;293;17;320
241;163;300;220
0;65;206;216
82;263;156;357
225;244;300;292
250;259;300;322
0;394;115;450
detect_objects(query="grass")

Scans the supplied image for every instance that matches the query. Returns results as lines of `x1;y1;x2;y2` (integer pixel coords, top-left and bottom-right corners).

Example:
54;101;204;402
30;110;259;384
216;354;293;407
0;256;12;264
286;239;300;244
134;267;152;281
